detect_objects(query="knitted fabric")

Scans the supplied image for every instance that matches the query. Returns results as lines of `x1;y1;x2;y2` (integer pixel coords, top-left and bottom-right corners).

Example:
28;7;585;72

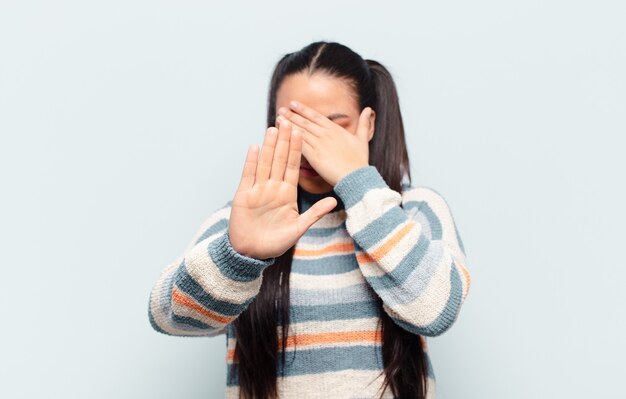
148;165;471;398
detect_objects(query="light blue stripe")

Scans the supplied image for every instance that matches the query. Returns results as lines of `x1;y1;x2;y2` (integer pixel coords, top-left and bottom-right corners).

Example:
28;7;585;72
353;231;435;293
291;254;359;275
362;241;447;307
387;266;463;337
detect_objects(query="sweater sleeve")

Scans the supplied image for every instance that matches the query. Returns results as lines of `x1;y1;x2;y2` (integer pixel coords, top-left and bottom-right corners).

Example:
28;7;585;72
332;166;471;337
148;201;276;337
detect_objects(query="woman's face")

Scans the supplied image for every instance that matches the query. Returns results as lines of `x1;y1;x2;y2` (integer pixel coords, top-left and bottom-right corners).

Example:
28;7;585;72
275;72;366;194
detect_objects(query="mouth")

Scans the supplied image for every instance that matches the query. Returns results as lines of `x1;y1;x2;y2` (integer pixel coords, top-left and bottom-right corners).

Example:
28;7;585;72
299;163;319;176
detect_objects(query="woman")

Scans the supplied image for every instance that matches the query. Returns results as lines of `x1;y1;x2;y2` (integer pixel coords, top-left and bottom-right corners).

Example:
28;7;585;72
148;41;471;399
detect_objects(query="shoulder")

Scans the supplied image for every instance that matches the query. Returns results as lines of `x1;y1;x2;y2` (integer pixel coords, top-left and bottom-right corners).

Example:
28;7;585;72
400;183;452;210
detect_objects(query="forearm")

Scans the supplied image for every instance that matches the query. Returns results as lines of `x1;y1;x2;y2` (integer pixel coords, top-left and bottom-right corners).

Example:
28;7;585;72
333;166;471;336
148;207;275;337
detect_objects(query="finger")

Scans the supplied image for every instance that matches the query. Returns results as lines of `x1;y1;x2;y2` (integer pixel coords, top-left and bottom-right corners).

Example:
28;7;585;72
356;107;372;142
288;100;334;128
297;197;338;233
289;123;312;144
284;128;302;186
301;135;315;157
255;126;279;185
270;117;292;181
278;106;323;136
236;143;259;193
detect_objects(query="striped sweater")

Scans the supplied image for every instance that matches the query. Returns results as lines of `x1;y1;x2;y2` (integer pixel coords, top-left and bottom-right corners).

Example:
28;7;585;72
148;165;471;398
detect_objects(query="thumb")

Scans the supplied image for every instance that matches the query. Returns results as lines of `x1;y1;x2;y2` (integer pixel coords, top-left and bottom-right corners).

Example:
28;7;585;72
297;197;338;234
355;107;372;142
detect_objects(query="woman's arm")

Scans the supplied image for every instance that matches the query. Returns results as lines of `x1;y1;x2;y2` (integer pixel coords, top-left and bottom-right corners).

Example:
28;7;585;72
333;166;471;337
147;201;276;337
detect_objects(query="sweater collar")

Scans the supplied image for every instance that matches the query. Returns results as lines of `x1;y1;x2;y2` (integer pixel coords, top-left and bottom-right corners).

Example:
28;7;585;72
297;184;345;214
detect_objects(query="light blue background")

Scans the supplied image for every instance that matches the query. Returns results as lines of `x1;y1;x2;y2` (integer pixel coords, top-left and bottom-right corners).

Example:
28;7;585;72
1;1;624;398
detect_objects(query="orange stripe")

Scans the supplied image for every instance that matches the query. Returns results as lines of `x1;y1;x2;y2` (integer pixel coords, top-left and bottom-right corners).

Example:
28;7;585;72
279;330;382;347
226;330;382;362
371;221;415;261
172;287;235;324
294;242;355;257
355;221;415;265
356;251;376;264
457;261;471;291
227;329;428;362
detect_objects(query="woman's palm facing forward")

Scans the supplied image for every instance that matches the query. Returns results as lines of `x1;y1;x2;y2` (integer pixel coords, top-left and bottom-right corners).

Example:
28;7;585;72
228;119;337;261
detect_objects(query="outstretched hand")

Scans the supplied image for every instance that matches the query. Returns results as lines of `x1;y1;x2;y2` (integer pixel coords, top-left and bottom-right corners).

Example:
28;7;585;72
228;118;338;261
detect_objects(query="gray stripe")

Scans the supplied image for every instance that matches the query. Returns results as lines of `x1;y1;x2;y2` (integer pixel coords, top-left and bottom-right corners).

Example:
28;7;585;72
333;166;388;209
172;314;212;330
284;300;382;324
148;267;225;335
173;260;255;317
195;219;228;244
210;231;275;282
297;225;347;238
351;205;409;249
418;202;442;240
147;304;169;335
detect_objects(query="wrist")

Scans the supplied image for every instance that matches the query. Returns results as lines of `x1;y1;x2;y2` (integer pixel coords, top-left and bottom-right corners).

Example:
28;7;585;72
332;165;388;209
333;164;370;187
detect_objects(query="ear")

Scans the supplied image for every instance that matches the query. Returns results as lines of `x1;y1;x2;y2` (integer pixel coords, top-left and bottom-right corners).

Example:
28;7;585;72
356;107;377;143
367;108;376;142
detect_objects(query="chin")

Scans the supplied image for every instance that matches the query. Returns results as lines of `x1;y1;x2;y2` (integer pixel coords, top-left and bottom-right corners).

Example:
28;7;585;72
298;178;333;193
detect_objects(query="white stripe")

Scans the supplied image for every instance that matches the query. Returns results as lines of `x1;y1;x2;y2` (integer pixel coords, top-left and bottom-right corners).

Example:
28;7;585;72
148;261;226;336
290;268;366;290
357;219;427;278
182;206;231;255
345;187;401;233
225;369;435;399
309;209;348;228
382;251;456;328
183;231;263;305
403;186;466;264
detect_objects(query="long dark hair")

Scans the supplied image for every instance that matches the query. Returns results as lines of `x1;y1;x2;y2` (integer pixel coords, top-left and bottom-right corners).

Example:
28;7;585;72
231;41;429;399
